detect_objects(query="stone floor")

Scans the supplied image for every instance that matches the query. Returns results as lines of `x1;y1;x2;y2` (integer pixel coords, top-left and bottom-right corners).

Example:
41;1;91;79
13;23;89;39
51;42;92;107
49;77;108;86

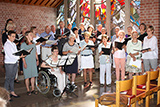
0;66;159;107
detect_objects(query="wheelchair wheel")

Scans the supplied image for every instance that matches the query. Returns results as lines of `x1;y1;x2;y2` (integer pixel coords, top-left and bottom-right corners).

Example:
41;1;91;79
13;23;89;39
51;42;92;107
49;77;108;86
36;71;50;94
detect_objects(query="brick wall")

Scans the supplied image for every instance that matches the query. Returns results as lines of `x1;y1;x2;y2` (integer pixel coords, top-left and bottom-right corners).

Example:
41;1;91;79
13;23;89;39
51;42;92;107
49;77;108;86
140;0;160;64
0;2;57;64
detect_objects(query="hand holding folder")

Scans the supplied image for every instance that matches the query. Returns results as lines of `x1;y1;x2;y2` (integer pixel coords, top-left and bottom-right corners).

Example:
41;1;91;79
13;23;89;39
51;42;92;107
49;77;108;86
134;48;151;52
14;35;24;43
115;41;125;50
13;48;33;56
36;35;52;43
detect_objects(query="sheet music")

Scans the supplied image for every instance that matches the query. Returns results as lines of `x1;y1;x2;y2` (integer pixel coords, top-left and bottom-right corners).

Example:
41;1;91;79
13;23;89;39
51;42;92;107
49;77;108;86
43;34;51;39
70;46;80;54
58;55;68;66
45;58;57;68
129;58;141;68
46;40;58;45
66;55;76;65
63;31;70;36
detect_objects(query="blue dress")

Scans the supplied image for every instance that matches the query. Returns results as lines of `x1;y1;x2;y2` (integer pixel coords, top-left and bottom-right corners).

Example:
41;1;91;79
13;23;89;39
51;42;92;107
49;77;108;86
21;43;38;79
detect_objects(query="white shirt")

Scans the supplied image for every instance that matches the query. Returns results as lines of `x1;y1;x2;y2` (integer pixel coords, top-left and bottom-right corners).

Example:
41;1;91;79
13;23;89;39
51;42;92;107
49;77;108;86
113;38;126;58
79;40;94;55
127;40;142;58
4;39;19;64
98;42;112;64
97;34;109;43
142;36;158;59
33;36;41;55
75;35;80;44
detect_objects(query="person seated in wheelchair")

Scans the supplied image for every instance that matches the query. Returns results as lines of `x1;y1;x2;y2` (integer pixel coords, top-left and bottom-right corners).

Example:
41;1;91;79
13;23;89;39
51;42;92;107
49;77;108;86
41;45;65;93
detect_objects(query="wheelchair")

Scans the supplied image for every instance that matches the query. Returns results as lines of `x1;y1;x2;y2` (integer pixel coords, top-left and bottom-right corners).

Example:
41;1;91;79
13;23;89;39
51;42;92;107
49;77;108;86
35;68;61;97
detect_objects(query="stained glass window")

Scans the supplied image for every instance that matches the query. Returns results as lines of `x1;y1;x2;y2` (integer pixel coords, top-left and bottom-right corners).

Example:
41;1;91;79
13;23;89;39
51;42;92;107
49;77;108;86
68;0;77;28
56;0;141;32
111;0;125;30
56;2;64;25
130;0;141;31
80;0;91;29
94;0;107;26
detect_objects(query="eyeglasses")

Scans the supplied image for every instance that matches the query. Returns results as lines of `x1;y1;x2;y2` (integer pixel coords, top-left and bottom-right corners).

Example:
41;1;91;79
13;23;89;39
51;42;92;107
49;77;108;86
53;51;58;52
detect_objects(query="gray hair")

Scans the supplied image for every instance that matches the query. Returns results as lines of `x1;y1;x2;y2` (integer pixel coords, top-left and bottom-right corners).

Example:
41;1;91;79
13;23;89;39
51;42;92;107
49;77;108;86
6;22;16;31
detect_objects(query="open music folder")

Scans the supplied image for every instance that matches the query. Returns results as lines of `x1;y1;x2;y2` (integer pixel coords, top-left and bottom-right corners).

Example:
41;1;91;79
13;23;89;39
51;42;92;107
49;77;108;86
102;48;112;55
55;31;70;39
36;35;52;43
14;34;24;43
13;48;33;56
57;55;76;67
102;42;112;55
115;41;125;50
134;48;151;52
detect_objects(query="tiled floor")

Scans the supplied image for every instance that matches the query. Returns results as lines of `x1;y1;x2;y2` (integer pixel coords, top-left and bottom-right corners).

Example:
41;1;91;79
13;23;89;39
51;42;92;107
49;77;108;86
6;78;159;107
0;66;159;107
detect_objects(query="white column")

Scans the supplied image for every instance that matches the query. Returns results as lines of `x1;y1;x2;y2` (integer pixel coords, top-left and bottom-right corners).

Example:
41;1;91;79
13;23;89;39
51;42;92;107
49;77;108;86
124;0;131;33
106;0;111;37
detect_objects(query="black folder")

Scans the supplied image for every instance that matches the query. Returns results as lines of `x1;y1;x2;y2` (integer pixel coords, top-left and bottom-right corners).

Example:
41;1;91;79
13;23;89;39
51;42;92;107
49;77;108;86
90;33;96;38
137;33;147;42
55;31;70;39
86;45;95;49
102;48;112;55
13;48;33;56
14;35;24;43
96;38;101;41
124;37;131;45
134;48;151;52
115;41;125;50
36;35;52;43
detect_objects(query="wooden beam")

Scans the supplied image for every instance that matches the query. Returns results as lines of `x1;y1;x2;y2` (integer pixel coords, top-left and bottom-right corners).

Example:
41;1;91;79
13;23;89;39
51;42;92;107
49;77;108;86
23;0;31;4
17;0;24;3
29;0;37;5
40;0;49;6
45;0;56;7
50;0;59;7
3;0;10;2
34;0;43;5
54;0;63;8
11;0;17;3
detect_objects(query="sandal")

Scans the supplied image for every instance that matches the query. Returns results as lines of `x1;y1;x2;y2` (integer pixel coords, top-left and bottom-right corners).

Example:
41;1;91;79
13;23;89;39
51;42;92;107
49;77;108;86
84;82;89;88
27;91;31;96
89;81;93;86
31;90;38;95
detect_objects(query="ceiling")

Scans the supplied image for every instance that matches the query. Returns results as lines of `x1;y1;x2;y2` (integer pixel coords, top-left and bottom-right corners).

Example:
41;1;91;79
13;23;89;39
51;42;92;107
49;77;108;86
0;0;63;8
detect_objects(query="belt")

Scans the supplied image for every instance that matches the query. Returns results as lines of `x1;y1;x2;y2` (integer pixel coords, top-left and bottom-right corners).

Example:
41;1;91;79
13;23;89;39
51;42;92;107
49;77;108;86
81;54;92;56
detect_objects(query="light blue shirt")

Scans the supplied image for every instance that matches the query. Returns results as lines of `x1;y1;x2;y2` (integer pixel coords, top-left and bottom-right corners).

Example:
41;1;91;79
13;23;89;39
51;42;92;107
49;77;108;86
40;31;55;47
79;40;94;55
98;42;112;64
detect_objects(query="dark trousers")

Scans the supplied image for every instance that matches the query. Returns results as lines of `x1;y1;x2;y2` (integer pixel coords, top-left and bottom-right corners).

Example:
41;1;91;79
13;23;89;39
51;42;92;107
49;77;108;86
4;63;18;92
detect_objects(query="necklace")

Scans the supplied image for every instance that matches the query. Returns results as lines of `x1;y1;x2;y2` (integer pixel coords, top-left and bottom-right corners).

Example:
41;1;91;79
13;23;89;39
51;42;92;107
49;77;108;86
132;41;138;45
